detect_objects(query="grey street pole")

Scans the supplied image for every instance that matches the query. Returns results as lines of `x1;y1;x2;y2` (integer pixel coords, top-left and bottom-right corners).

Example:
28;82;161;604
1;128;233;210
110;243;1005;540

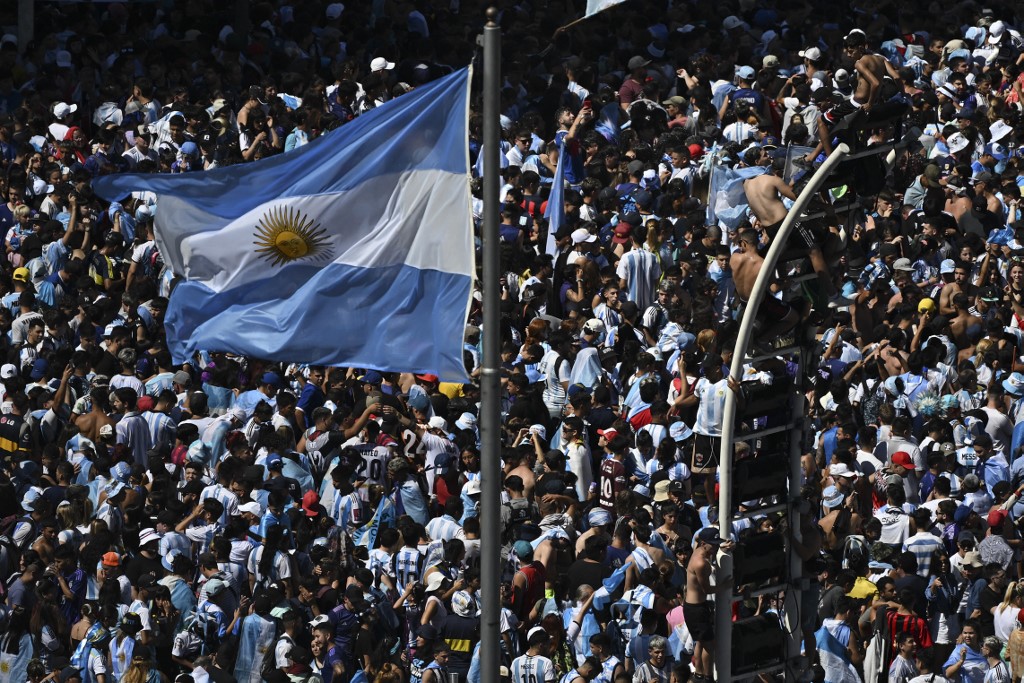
479;7;502;683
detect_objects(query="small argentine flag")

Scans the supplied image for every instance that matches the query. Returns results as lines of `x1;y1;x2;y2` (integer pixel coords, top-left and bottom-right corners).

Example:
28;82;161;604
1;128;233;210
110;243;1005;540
94;69;475;381
586;0;628;16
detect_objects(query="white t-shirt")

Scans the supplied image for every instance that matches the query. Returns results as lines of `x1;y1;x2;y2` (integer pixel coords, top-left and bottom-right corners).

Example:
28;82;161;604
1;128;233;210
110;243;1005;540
538;349;570;418
247;546;292;588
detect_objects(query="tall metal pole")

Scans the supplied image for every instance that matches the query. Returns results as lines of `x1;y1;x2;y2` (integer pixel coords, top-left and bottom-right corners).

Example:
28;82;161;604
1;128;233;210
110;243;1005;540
714;143;850;682
479;8;503;683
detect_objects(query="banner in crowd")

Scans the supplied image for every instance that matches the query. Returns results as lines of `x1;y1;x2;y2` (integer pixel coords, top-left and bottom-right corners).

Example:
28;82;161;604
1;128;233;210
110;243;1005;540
94;68;475;381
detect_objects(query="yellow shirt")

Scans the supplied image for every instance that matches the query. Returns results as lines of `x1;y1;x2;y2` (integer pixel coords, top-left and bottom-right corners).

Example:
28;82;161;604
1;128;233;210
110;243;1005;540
438;382;465;400
847;576;879;602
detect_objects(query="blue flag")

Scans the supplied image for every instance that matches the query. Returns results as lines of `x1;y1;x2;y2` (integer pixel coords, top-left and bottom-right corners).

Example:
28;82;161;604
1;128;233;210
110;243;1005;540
544;148;566;257
352;493;396;549
708;164;768;230
594;103;621;145
592;561;629;610
93;69;475;380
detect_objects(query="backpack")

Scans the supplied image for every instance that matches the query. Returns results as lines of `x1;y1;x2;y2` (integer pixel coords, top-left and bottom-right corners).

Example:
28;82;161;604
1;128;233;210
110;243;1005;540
263;631;290;680
619;186;640;215
841;534;869;570
367;585;401;639
134;242;161;283
0;514;35;557
502;498;533;543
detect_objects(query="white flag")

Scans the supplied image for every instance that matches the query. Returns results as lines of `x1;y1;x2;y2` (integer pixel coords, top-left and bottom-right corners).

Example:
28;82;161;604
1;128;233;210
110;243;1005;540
585;0;627;17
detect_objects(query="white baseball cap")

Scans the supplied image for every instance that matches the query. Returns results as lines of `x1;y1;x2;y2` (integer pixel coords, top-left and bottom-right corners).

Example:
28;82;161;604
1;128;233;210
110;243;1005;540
799;46;822;61
53;102;78;119
139;528;160;547
239;502;262;516
371;56;396;72
571;228;597;245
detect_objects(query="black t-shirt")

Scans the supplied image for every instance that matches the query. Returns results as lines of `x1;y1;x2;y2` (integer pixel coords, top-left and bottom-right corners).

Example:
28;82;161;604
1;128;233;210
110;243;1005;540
566;557;612;599
979;585;1001;636
353;625;375;668
893;574;929;619
317;585;339;613
93;350;119;378
124;553;164;586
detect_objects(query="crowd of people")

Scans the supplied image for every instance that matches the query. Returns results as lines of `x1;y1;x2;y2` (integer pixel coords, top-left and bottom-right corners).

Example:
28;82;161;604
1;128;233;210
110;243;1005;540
6;0;1024;682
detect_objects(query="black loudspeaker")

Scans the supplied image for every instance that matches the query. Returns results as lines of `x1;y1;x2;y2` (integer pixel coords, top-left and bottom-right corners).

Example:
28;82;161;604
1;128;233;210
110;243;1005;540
737;375;793;421
732;615;785;674
733;531;785;587
734;451;789;501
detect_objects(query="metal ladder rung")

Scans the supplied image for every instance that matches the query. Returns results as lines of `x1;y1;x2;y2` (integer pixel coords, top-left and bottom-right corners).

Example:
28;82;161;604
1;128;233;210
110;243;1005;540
734;423;799;441
842;142;896;161
730;662;787;680
798;200;862;223
733;501;788;520
745;345;802;363
732;581;789;602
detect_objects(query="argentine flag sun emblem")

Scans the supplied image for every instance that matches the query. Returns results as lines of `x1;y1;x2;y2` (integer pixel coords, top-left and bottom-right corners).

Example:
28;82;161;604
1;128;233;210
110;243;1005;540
253;205;334;266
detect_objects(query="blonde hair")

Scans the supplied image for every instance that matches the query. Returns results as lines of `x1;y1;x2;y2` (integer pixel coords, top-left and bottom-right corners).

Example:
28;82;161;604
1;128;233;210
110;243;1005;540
974;338;993;367
999;580;1018;610
696;329;717;354
374;662;405;683
14;205;30;219
121;657;150;683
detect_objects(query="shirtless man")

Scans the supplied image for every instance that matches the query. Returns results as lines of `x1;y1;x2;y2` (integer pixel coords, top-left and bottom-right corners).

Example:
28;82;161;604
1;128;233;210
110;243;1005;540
624;524;666;590
804;31;901;162
73;385;115;442
939;262;976;315
731;228;800;343
508;430;541;500
744;158;848;307
949;292;983;349
686;527;733;681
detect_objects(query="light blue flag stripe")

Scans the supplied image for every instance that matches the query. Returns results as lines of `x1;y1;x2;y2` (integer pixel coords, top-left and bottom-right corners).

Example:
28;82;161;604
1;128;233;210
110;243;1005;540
95;70;470;217
594;103;621;144
592;561;629;610
352;494;395;548
544;147;566;257
710;164;768;230
94;68;475;380
815;626;860;683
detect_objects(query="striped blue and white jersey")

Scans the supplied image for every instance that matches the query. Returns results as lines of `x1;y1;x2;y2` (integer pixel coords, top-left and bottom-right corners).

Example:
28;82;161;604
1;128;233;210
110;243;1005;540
511;654;556;683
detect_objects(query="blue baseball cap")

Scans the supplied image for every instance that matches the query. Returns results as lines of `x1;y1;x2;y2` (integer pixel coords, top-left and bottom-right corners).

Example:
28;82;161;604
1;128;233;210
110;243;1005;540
360;370;383;385
985;142;1008;161
513;540;534;559
265;454;284;470
260;372;282;387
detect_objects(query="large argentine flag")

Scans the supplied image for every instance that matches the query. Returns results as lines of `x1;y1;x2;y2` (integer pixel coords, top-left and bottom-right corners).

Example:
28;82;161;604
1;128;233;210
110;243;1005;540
94;68;474;380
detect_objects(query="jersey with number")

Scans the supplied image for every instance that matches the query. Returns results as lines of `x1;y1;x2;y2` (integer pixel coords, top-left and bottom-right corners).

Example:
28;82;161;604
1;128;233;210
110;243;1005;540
598;457;627;511
595;655;622;683
393;546;425;594
352;443;391;499
512;654;556;683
